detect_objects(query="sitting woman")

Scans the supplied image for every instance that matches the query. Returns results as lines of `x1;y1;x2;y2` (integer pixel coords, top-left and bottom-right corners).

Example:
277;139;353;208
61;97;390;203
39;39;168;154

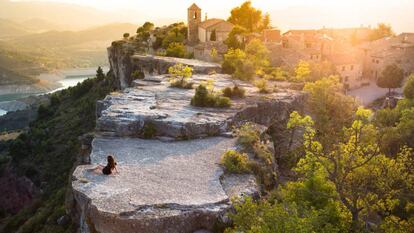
90;155;119;175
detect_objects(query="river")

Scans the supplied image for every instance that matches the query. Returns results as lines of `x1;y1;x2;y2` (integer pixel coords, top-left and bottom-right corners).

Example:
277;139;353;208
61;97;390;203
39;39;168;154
0;67;109;116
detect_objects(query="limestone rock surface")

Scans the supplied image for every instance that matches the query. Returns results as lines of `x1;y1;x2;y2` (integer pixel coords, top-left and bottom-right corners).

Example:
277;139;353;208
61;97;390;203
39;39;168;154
96;74;303;139
73;136;256;233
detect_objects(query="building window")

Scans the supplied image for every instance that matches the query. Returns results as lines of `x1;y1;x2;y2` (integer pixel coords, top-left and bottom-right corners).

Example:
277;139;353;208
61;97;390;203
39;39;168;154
376;60;379;64
345;76;349;82
351;65;354;70
342;66;346;71
310;55;313;59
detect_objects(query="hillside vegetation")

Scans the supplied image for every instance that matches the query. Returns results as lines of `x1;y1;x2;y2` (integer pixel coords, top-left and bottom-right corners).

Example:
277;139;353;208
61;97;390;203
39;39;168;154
0;68;117;233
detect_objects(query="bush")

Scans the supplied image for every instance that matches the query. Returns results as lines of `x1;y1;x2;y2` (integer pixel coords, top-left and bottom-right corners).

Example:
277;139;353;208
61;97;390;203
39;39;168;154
168;63;193;89
131;70;144;80
215;96;232;108
236;123;260;150
166;42;186;58
222;85;246;99
143;122;157;139
254;79;271;93
191;85;232;108
233;59;256;81
221;150;250;173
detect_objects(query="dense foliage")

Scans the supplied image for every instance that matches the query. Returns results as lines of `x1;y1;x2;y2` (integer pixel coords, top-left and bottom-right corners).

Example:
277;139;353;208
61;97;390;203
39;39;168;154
226;75;414;233
222;39;269;81
1;68;117;233
227;1;270;33
377;64;404;95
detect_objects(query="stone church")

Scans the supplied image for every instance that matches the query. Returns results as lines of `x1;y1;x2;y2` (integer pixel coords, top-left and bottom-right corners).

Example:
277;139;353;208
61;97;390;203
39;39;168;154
187;3;234;44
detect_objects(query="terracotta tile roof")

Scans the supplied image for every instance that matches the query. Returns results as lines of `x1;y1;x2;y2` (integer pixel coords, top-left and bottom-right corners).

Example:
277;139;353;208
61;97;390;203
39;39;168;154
199;19;223;29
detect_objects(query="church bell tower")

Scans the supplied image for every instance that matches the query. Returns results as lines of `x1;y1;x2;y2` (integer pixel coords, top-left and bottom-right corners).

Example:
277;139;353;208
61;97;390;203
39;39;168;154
188;3;201;44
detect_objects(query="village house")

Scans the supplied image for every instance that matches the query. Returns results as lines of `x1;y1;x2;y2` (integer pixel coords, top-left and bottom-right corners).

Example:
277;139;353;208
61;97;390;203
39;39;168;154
328;54;364;90
362;33;414;81
187;3;234;61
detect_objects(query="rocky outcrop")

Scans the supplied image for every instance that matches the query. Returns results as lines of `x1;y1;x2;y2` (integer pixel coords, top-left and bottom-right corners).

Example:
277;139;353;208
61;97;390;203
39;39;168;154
96;74;304;139
107;43;221;89
72;53;305;233
73;136;250;233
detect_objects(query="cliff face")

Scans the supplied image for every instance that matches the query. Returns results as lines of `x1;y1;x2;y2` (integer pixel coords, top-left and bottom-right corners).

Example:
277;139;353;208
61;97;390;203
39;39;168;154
72;48;305;233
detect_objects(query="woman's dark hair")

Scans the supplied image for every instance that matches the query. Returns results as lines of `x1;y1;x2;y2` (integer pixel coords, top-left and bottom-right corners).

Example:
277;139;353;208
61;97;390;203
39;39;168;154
107;155;117;169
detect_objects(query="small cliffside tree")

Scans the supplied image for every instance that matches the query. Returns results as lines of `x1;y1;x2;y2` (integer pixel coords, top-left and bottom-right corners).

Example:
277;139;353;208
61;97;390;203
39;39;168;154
377;64;404;96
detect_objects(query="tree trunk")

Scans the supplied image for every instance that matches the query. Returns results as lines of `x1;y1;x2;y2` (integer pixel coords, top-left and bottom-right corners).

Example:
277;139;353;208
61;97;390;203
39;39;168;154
350;210;360;233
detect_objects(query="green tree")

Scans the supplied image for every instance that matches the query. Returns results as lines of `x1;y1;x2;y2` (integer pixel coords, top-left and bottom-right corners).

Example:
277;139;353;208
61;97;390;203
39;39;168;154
370;23;394;41
96;66;105;82
162;28;185;49
294;60;312;82
137;22;154;34
224;25;248;49
245;38;269;69
123;33;130;40
165;42;186;58
228;1;270;32
403;74;414;99
289;109;414;232
167;63;193;88
222;48;246;74
303;76;358;143
377;64;404;96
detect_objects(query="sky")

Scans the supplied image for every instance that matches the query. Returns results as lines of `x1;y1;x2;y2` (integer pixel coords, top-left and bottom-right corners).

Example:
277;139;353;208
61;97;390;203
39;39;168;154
12;0;414;32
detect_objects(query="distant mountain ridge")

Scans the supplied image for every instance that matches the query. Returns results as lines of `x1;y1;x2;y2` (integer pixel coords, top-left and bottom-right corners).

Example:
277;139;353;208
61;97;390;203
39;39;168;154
0;0;128;31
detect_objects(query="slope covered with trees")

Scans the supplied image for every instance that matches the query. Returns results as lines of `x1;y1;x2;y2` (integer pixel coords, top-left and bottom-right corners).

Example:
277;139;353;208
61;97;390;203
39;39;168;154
0;68;117;233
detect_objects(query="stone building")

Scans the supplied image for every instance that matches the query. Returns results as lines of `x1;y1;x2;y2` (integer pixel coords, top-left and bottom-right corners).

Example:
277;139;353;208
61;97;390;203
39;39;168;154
187;3;234;44
328;54;364;90
362;33;414;81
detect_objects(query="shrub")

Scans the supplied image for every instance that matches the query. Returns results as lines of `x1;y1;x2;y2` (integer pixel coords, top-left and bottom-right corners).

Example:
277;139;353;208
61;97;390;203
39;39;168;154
233;59;255;81
222;85;246;99
253;142;274;165
131;70;144;80
168;63;193;89
166;42;186;58
221;150;250;173
254;79;271;93
191;85;232;108
143;122;157;139
236;123;260;149
215;96;232;108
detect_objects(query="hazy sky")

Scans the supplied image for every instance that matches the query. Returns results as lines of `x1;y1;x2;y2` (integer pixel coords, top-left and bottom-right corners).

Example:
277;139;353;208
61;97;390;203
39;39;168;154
13;0;414;32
